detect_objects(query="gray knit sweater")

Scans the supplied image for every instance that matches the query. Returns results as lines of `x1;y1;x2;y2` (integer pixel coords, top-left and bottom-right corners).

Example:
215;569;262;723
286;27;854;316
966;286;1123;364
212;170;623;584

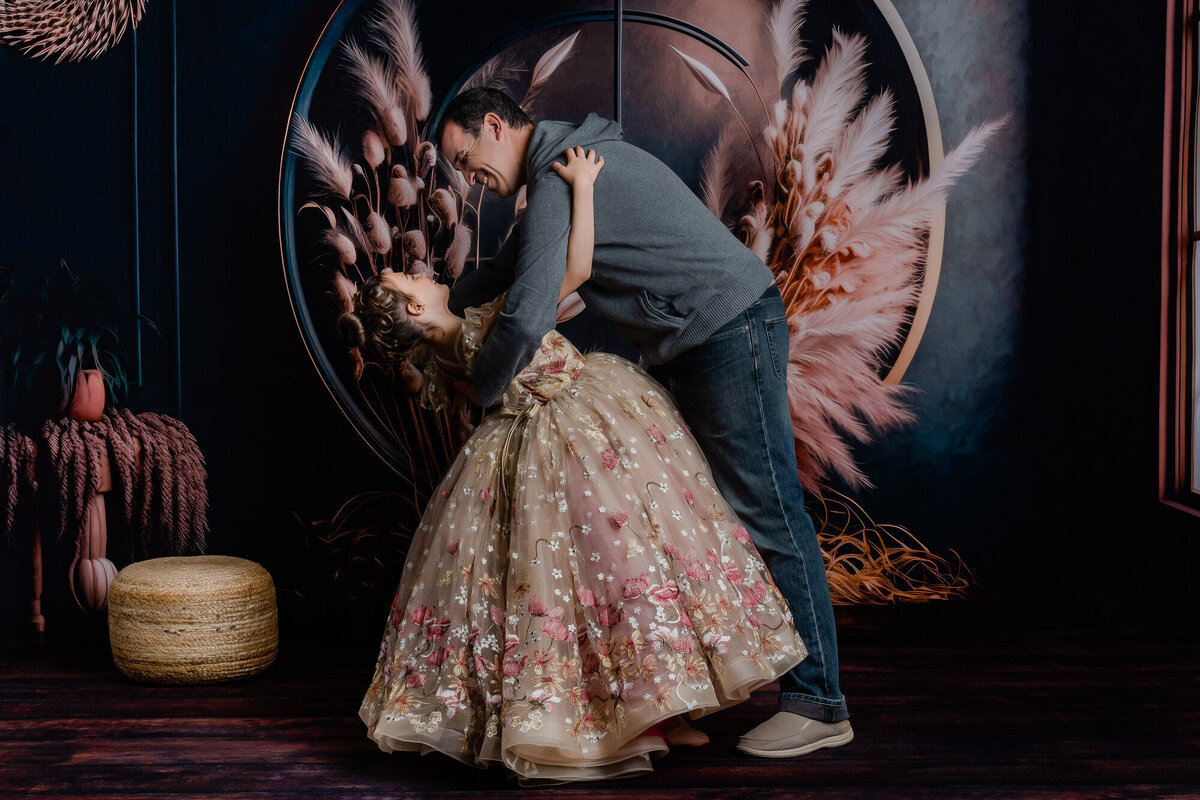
450;113;773;406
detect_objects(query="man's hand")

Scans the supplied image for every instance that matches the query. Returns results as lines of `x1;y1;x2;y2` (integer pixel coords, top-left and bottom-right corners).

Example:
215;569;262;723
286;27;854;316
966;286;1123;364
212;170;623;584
454;378;483;407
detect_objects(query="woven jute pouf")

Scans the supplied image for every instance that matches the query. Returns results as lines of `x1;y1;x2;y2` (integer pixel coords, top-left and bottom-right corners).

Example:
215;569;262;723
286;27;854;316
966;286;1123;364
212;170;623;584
108;556;278;684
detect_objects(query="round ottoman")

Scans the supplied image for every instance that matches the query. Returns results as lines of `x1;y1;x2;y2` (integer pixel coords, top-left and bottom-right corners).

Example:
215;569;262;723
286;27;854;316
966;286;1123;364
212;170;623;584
108;556;278;684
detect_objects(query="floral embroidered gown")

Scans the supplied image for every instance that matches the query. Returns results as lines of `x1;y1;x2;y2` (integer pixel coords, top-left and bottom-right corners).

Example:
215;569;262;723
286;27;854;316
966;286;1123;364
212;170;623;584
361;299;806;783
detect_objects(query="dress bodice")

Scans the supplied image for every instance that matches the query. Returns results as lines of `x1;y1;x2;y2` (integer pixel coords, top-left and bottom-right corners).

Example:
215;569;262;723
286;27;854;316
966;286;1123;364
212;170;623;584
419;296;586;412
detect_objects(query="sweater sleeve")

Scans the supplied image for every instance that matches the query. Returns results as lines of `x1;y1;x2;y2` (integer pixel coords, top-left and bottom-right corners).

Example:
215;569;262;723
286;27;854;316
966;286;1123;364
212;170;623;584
448;226;520;316
468;173;571;406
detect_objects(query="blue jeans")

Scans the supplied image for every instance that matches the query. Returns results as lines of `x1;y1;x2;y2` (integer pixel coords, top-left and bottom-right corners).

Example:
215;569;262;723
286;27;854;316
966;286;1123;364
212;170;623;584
649;286;849;723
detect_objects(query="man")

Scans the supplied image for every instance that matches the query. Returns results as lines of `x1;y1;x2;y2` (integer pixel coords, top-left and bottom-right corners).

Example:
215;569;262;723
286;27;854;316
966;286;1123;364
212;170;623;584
440;88;852;756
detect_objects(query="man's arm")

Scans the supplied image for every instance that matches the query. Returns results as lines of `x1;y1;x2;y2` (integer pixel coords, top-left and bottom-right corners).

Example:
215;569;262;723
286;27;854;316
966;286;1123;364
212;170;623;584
469;174;572;406
448;226;520;316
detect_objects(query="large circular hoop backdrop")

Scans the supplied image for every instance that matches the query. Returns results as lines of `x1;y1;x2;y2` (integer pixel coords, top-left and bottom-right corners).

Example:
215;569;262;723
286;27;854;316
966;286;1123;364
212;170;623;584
278;0;944;483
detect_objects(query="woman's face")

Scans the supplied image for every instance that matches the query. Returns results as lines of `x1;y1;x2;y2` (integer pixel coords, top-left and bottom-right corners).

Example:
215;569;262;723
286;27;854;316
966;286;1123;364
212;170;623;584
381;271;450;315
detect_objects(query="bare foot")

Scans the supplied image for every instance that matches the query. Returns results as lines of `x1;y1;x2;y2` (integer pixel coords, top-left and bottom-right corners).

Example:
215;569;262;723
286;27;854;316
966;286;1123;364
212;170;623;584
664;717;709;747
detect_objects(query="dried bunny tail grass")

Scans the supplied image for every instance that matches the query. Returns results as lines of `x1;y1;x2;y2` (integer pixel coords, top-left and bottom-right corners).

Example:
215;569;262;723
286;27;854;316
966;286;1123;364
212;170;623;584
521;31;580;114
444;223;472;279
343;39;407;146
463;50;525;94
290;115;353;199
1;0;146;63
371;0;432;120
813;487;972;604
700;124;743;220
767;0;809;90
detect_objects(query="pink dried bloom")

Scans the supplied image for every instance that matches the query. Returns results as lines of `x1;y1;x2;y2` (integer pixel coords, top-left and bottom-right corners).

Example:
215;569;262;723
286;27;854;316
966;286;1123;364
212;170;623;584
401;229;427;260
430;188;458;227
416;141;437;178
323;229;357;266
362;129;386;169
444;223;472;279
332;273;356;314
388;166;418;207
366;212;391;254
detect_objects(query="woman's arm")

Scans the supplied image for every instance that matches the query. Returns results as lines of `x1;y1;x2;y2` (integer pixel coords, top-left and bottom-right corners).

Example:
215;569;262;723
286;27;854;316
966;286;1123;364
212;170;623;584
551;146;604;302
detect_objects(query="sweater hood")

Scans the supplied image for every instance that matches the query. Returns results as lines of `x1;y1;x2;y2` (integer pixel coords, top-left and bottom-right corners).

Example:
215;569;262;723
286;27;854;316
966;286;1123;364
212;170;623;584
527;113;625;174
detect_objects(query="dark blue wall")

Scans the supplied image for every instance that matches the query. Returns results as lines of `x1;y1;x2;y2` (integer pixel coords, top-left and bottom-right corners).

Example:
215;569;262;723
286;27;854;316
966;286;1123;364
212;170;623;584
3;0;1195;636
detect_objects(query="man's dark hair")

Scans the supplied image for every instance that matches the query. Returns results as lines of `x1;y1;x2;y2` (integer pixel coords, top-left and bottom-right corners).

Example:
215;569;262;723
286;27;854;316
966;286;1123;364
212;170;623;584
439;88;532;141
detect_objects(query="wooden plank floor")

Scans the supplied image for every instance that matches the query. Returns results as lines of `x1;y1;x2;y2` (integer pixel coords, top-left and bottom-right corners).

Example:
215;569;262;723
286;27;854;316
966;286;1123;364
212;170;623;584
2;605;1197;799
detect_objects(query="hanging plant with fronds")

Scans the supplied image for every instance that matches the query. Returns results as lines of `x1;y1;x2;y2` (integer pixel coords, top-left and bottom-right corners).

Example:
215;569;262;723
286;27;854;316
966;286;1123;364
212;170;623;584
672;0;1001;602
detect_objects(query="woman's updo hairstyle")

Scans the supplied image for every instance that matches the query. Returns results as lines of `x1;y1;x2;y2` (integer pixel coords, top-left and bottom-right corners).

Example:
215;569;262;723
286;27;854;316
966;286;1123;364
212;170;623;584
337;274;425;370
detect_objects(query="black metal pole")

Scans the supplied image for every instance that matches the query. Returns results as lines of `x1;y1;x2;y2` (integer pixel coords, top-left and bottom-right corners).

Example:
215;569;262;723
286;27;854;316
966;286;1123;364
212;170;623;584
614;0;622;123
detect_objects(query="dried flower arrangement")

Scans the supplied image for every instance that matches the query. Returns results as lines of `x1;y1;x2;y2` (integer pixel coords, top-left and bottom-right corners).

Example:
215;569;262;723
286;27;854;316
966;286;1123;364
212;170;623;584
288;0;581;577
290;0;995;604
670;0;1001;601
0;0;148;64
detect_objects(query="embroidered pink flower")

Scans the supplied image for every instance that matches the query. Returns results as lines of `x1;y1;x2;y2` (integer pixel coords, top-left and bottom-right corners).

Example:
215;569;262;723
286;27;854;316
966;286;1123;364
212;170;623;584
683;488;695;505
409;605;434;626
425;646;448;667
664;543;684;560
504;634;521;655
502;656;526;677
404;671;427;687
648;424;667;446
439;488;451;499
490;605;504;626
541;618;570;641
597;604;624;627
740;580;767;608
446;538;460;555
528;597;550;616
576;587;597;608
545;358;566;374
685;560;711;581
648;581;680;605
426;618;451;640
622;575;650;600
723;563;744;586
672;636;696;654
480;487;491;502
732;524;751;545
582;651;600;676
602;448;619;470
706;549;719;565
608;510;629;529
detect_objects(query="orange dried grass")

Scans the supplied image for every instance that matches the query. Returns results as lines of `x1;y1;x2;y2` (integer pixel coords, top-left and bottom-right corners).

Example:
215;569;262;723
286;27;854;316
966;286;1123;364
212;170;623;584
812;486;971;604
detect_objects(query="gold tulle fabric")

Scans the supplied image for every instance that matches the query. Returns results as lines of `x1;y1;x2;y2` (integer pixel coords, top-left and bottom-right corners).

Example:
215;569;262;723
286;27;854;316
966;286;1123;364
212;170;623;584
361;300;806;783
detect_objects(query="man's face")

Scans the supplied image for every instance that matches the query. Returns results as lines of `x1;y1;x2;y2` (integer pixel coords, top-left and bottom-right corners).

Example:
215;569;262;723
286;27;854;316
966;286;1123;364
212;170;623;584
441;114;521;198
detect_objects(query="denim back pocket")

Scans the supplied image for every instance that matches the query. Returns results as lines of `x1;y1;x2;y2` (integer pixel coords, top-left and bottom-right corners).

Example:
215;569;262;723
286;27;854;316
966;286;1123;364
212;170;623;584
764;315;790;381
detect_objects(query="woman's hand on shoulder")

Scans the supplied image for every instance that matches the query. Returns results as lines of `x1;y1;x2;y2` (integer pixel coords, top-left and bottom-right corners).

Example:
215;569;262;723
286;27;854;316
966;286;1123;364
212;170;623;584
551;146;604;188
